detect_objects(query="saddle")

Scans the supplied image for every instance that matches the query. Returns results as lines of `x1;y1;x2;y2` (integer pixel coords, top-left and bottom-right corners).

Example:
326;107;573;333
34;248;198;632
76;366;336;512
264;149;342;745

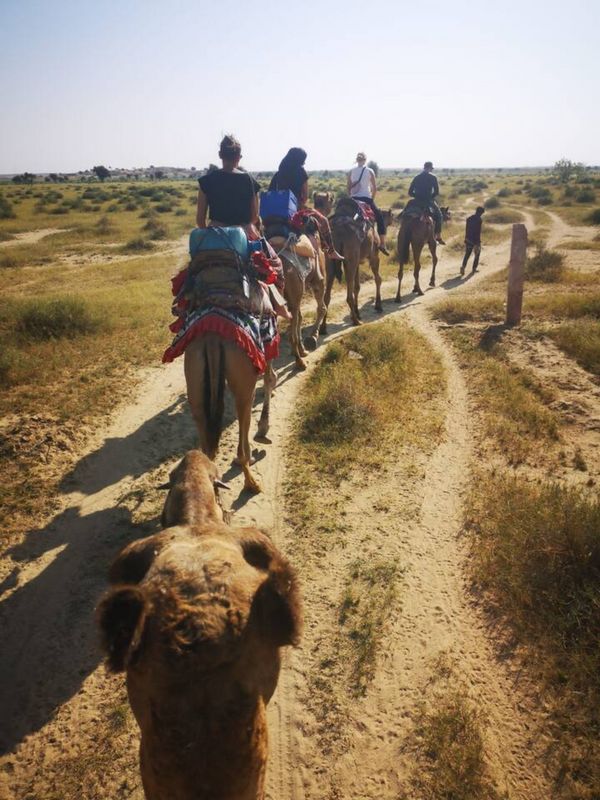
401;198;433;223
331;197;372;242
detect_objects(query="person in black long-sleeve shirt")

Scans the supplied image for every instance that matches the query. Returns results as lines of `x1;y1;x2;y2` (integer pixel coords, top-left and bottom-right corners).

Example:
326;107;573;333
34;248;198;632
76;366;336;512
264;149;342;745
460;206;485;275
408;161;445;243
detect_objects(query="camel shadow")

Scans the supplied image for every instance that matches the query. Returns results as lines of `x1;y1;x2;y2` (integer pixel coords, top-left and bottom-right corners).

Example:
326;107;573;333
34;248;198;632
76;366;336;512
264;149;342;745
0;503;146;754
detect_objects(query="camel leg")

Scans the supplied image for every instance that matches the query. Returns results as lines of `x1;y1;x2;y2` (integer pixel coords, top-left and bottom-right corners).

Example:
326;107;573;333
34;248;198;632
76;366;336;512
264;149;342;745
370;249;383;312
293;304;307;369
413;243;424;296
395;263;404;303
184;342;213;456
226;351;262;493
345;259;361;326
354;264;362;321
321;258;336;335
256;361;276;440
305;273;327;351
429;241;438;287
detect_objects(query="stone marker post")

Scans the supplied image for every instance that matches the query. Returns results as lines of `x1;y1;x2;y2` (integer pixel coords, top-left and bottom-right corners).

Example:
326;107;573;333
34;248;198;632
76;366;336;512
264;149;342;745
506;223;528;326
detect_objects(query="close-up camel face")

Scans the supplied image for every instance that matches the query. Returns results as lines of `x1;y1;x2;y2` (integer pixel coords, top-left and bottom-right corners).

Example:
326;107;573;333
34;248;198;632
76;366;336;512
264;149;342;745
98;524;301;800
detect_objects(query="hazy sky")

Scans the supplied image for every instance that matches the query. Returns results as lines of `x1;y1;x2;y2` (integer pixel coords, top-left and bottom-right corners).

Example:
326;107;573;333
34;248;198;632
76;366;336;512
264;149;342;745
1;0;598;173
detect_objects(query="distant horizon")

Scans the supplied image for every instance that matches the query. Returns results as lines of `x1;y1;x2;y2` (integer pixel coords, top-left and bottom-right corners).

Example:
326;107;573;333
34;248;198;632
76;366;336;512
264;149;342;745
3;162;599;180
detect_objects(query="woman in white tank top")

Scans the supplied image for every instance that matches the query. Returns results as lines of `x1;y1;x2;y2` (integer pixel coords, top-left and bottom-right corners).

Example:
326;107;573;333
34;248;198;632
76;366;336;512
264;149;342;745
346;152;389;254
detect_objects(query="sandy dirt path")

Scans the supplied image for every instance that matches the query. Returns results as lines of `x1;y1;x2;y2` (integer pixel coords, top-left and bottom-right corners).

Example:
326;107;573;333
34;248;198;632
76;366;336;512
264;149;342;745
0;227;71;247
0;211;567;799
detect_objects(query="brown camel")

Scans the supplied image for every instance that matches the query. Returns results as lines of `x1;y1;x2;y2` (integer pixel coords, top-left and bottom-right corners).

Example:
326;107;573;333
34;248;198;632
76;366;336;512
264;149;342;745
395;206;451;301
322;198;392;330
184;334;276;494
98;450;302;800
269;223;327;370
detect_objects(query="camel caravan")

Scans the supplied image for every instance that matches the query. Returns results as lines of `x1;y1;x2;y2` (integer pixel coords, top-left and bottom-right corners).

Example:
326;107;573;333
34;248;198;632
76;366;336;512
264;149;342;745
98;139;451;799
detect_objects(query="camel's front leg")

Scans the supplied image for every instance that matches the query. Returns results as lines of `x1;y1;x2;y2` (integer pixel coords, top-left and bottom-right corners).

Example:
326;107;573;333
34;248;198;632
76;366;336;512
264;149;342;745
228;356;262;493
305;273;327;351
256;361;276;440
413;244;424;296
395;263;403;303
370;250;383;312
429;242;438;287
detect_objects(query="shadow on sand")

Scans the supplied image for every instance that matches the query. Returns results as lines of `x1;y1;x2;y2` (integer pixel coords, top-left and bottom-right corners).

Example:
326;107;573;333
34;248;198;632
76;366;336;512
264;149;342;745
0;267;470;753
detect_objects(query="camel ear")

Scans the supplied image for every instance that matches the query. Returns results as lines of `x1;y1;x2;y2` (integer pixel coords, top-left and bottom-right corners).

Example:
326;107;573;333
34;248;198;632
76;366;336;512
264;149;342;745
257;557;302;646
97;586;148;672
241;533;302;646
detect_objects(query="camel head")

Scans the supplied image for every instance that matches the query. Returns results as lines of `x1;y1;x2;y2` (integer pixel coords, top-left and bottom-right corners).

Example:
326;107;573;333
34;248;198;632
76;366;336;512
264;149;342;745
97;524;302;799
381;208;394;227
441;206;451;221
313;191;334;215
160;449;227;528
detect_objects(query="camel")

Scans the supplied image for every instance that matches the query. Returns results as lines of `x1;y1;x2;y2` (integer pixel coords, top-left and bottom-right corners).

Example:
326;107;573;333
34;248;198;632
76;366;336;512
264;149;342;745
184;334;276;494
395;206;451;302
268;218;327;370
98;449;302;800
312;191;335;215
322;198;392;330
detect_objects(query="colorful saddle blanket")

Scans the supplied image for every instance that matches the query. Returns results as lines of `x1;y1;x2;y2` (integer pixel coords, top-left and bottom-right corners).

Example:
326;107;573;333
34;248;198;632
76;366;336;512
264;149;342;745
162;305;278;374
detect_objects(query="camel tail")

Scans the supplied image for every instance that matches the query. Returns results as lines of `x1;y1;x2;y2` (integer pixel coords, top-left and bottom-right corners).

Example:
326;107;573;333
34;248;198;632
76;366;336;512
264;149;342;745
334;243;343;282
397;222;411;267
202;337;225;458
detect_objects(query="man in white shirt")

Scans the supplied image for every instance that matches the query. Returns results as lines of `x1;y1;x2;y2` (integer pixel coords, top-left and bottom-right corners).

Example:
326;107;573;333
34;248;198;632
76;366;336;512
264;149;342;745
347;152;389;254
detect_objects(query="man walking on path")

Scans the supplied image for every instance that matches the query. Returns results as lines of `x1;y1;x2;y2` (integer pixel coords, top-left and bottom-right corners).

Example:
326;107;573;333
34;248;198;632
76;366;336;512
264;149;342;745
460;206;485;275
347;152;389;255
408;161;445;244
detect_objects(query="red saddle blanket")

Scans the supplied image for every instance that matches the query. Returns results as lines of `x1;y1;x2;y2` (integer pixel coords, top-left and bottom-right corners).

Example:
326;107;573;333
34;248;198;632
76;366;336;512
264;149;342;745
355;201;375;222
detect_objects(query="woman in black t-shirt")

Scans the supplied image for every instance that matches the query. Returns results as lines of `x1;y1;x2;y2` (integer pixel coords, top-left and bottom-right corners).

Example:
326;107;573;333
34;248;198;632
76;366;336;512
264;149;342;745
270;148;343;260
196;135;260;229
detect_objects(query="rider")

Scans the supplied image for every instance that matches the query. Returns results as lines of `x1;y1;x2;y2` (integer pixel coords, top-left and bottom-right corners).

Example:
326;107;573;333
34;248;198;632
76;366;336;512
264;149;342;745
408;161;445;244
196;134;260;231
270;148;343;260
347;152;389;255
197;134;289;320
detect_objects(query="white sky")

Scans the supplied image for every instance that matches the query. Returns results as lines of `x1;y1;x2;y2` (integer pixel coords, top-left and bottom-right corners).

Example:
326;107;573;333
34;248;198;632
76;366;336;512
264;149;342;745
1;0;598;173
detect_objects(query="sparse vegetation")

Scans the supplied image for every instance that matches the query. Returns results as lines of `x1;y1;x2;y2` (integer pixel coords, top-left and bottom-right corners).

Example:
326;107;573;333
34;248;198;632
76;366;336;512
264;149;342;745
526;247;565;282
339;559;401;695
466;475;600;798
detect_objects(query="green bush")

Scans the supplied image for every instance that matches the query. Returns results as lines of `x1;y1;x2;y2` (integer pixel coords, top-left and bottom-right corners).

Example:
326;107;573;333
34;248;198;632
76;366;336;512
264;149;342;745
576;190;596;204
142;217;168;240
15;297;104;340
484;196;500;209
526;247;564;282
496;187;511;197
0;196;16;219
585;208;600;225
121;237;155;253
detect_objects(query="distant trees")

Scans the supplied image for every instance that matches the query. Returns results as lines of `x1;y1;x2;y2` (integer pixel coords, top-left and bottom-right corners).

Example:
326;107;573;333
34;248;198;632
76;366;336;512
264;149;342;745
367;160;379;177
12;172;36;184
553;159;584;183
92;165;111;182
206;163;219;174
152;170;165;180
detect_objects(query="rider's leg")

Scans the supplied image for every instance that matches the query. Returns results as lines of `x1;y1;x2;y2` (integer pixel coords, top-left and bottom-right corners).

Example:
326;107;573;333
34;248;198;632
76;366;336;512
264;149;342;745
432;202;445;244
361;197;389;255
461;242;473;274
312;210;343;260
472;244;481;272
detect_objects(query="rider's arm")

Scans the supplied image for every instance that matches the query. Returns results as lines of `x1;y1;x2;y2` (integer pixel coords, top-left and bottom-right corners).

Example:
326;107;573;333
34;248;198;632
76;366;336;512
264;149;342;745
346;171;353;194
408;177;416;197
250;192;259;224
298;179;309;208
196;186;208;227
432;176;440;198
370;170;377;198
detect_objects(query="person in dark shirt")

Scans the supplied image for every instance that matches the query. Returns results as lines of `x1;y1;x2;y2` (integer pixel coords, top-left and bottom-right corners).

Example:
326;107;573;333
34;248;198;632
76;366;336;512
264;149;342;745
270;148;343;260
460;206;485;275
408;161;445;244
196;135;260;229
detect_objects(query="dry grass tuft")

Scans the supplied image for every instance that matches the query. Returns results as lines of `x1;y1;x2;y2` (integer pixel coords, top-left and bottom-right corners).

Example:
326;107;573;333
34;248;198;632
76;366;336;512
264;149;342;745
339;559;402;695
466;473;600;798
402;655;501;800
